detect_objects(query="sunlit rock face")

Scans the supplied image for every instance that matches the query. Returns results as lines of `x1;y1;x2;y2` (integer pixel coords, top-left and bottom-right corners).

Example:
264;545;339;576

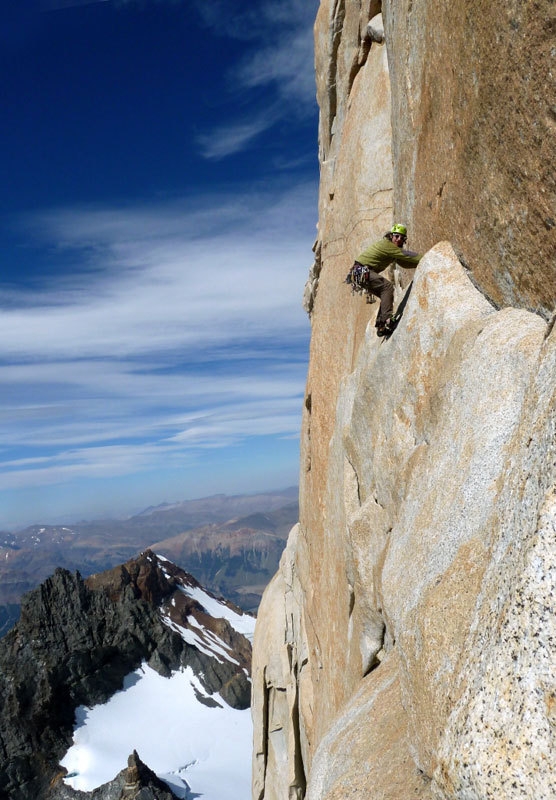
385;0;556;314
252;0;556;798
254;243;556;800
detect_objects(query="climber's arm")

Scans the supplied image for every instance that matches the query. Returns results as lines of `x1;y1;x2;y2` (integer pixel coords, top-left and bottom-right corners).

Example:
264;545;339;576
395;249;421;268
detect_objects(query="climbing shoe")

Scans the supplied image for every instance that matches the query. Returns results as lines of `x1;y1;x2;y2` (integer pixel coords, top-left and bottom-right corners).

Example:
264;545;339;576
376;317;395;337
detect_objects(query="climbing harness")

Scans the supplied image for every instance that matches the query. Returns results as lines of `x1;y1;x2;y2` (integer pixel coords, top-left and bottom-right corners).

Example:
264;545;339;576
345;263;376;304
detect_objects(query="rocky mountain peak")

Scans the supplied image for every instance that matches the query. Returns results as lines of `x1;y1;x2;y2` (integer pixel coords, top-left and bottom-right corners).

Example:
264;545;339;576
0;552;255;799
50;751;179;800
85;549;177;605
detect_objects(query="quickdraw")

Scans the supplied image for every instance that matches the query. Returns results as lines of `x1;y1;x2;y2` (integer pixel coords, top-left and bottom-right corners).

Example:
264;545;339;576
345;263;376;303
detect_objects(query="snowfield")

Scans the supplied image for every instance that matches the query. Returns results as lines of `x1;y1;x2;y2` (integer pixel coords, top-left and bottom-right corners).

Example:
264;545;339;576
61;663;253;799
61;555;257;798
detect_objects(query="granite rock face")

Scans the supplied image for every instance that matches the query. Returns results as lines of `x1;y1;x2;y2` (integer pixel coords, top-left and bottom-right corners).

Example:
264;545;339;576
252;1;555;797
385;0;556;315
254;243;556;799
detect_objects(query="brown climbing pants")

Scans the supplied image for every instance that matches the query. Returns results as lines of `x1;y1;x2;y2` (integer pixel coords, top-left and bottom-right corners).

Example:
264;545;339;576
354;262;394;327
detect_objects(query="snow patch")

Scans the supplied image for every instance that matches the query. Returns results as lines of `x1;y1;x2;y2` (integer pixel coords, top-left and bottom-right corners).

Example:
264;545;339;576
188;616;240;664
161;614;227;664
179;585;256;642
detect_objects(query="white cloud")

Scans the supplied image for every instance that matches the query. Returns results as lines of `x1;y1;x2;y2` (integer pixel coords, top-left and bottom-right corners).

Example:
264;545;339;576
232;22;316;107
194;0;318;159
2;184;314;360
196;115;277;161
0;394;303;491
193;0;316;42
0;182;315;503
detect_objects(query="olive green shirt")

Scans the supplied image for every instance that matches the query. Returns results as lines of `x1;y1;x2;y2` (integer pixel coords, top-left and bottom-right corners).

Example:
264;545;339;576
356;239;421;272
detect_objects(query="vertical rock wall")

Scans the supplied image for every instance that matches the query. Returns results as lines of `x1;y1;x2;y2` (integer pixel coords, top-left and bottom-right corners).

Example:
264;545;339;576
385;0;556;313
252;2;556;799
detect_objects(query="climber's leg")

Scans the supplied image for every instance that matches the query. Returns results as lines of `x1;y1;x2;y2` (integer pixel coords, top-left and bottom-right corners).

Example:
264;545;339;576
364;271;394;327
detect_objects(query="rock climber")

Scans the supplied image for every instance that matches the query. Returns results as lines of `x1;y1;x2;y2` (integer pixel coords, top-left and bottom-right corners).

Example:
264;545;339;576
351;224;421;336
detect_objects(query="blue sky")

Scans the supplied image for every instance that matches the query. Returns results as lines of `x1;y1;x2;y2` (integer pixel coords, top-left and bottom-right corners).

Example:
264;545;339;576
0;0;319;529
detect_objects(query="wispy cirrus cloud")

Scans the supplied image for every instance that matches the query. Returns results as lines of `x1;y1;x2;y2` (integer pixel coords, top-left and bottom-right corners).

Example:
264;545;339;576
193;0;318;159
231;16;317;107
0;395;303;491
0;0;317;529
0;180;315;523
2;184;314;361
196;115;278;161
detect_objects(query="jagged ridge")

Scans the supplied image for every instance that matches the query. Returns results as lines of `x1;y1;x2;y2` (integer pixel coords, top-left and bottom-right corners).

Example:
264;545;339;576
0;551;253;799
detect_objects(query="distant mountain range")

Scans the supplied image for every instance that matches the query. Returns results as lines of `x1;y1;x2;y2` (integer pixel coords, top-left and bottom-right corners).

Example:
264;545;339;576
151;503;299;612
0;487;298;635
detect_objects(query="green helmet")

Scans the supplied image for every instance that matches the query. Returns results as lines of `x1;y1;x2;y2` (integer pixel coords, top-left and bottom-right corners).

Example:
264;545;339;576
390;224;407;236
